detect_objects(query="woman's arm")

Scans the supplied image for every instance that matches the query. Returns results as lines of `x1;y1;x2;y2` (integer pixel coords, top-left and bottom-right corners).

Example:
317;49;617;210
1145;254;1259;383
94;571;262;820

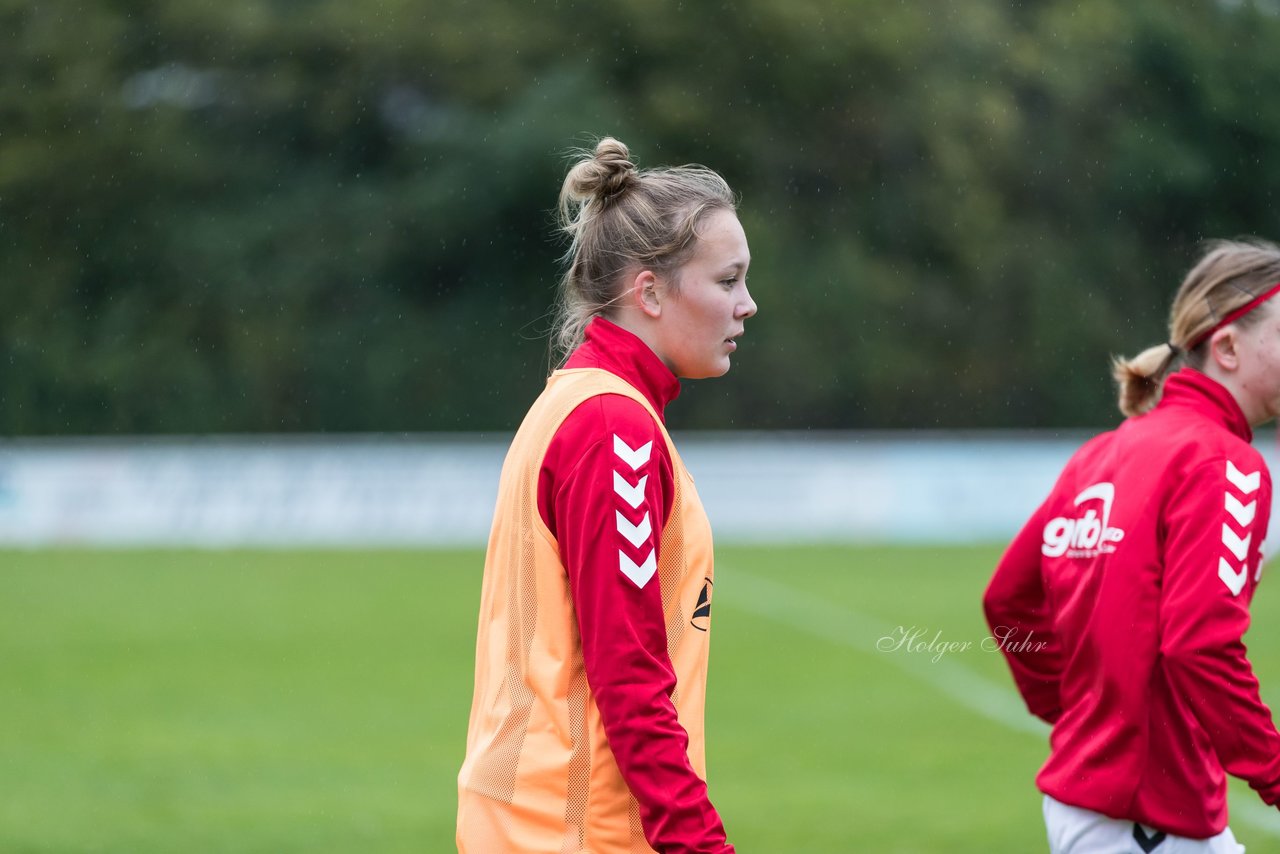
1160;455;1280;804
984;498;1064;725
541;393;733;854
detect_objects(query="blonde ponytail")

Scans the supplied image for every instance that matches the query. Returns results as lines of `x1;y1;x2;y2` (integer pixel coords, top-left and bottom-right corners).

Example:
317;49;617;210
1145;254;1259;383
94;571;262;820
1111;343;1180;417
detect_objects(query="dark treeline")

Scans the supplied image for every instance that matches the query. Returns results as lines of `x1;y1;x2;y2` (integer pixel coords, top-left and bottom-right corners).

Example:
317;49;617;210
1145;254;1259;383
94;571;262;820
5;0;1280;434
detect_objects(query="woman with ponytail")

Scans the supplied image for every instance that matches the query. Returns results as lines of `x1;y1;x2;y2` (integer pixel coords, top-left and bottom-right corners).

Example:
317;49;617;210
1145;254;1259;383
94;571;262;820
457;138;754;854
985;240;1280;853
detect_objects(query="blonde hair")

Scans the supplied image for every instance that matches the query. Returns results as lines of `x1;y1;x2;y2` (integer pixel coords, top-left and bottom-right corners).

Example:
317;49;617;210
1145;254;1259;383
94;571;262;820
550;137;736;365
1113;238;1280;416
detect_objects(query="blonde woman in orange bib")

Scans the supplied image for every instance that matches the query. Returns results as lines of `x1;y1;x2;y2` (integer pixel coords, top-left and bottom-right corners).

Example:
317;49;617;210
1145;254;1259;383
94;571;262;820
457;138;756;854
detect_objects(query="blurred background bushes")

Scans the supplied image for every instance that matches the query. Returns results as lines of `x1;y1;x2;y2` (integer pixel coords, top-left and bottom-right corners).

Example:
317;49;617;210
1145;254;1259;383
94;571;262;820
4;0;1280;434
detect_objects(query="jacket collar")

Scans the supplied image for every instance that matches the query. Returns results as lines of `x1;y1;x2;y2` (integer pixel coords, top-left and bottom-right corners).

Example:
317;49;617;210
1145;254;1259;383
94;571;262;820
1157;368;1253;443
562;317;681;422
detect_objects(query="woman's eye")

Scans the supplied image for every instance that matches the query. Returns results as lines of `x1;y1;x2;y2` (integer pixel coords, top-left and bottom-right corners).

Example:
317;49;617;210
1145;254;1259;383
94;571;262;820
721;277;737;288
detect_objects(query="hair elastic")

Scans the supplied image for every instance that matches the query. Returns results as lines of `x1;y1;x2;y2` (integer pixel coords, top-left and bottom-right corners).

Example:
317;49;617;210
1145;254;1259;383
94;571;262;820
1187;280;1280;350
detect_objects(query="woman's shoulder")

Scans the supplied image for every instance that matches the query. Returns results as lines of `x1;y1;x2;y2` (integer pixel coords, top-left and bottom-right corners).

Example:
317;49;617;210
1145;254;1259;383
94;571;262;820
540;391;676;505
1128;410;1269;483
556;392;668;452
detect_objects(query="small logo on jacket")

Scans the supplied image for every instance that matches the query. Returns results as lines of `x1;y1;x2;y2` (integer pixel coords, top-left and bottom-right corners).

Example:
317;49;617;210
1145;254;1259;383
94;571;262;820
1042;482;1125;558
690;578;713;632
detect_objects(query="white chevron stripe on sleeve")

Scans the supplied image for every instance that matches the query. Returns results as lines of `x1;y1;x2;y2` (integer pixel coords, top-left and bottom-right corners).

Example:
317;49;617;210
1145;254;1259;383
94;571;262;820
1227;460;1261;495
1225;492;1257;527
613;471;648;509
613;435;653;471
619;549;657;588
1222;524;1252;562
616;510;652;549
1220;556;1248;596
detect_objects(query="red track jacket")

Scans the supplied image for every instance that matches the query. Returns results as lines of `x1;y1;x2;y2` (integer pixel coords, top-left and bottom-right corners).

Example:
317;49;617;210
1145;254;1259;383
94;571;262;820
985;368;1280;838
538;317;733;854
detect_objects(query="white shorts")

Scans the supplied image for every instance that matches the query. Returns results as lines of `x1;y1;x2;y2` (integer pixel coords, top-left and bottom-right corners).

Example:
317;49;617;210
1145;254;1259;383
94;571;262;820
1043;795;1245;854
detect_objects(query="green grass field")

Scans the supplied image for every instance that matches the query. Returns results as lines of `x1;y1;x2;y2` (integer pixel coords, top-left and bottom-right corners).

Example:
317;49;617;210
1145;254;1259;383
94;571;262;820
4;545;1280;852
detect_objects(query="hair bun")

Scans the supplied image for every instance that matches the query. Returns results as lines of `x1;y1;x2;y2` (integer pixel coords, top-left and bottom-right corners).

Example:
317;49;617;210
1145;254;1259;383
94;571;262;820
564;137;636;205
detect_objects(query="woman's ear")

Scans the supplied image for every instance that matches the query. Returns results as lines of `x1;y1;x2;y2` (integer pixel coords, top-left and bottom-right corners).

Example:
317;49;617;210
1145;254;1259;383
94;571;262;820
1209;327;1241;373
632;269;662;319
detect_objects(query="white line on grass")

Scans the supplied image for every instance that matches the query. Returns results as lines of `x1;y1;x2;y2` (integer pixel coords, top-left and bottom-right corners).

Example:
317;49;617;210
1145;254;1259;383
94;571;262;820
722;567;1280;840
724;568;1046;736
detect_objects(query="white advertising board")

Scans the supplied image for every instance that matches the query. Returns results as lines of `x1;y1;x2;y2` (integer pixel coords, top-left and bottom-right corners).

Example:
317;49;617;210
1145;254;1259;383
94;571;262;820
1;432;1274;547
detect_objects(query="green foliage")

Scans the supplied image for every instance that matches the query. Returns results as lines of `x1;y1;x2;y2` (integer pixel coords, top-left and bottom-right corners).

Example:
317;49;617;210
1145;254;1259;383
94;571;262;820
5;0;1280;432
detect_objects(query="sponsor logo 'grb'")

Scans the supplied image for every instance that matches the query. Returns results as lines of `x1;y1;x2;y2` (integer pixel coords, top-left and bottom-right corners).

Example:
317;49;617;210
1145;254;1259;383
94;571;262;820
1042;482;1126;558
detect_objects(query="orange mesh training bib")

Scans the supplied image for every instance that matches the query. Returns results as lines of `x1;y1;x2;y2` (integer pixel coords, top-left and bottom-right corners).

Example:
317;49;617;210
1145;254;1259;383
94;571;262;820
457;368;716;854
